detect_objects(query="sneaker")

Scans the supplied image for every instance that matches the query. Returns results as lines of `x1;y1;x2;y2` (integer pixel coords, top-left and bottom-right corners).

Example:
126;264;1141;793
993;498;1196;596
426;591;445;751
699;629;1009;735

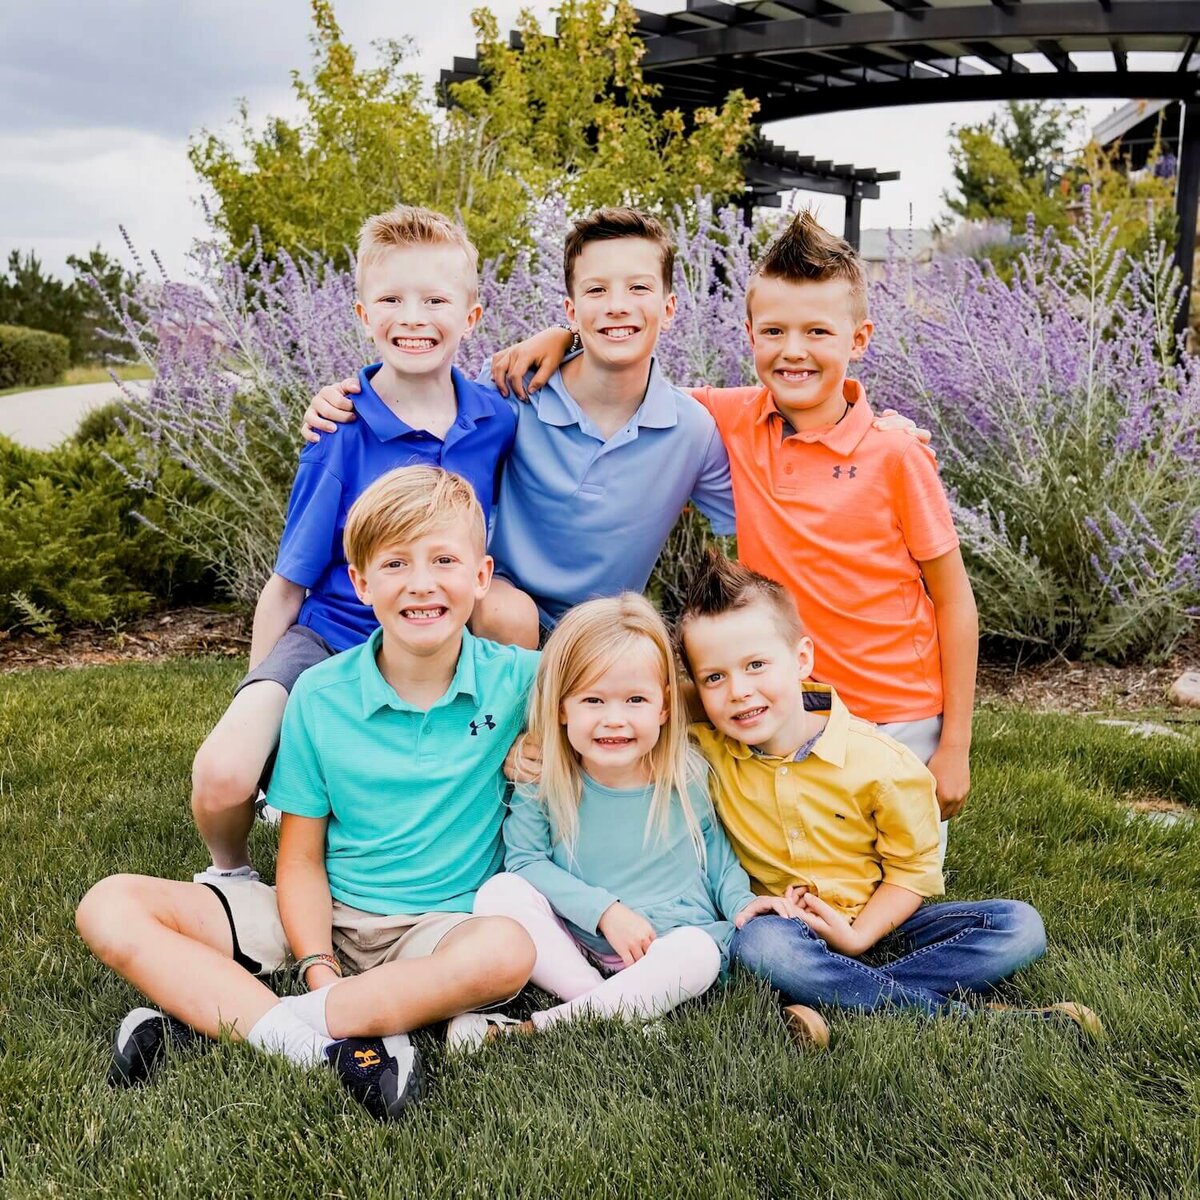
108;1006;198;1087
782;1004;831;1050
446;1012;528;1053
325;1034;424;1120
254;793;282;827
192;864;260;885
989;1001;1105;1040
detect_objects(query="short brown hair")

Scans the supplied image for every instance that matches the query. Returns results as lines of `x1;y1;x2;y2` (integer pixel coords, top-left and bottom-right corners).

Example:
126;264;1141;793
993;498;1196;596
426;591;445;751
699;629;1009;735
747;210;868;323
355;205;479;298
562;207;675;296
675;550;803;668
342;465;485;571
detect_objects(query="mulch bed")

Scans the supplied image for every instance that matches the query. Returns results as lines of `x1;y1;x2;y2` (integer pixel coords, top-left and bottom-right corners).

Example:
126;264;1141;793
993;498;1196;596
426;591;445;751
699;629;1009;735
2;606;1197;715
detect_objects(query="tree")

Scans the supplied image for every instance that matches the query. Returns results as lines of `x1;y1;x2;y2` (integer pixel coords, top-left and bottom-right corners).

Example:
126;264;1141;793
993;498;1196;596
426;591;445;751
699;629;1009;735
189;0;757;265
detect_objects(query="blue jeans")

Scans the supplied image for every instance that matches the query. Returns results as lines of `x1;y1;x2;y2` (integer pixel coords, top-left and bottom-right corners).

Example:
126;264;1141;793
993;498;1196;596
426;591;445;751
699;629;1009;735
730;900;1046;1015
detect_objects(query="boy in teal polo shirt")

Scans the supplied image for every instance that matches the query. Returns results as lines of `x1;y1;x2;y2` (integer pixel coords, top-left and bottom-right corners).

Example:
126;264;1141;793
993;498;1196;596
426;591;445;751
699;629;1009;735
76;467;538;1120
191;205;516;882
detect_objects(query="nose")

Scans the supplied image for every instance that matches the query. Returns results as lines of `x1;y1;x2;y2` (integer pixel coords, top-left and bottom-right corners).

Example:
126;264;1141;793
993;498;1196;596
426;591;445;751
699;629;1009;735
406;563;436;594
728;674;753;701
781;330;807;360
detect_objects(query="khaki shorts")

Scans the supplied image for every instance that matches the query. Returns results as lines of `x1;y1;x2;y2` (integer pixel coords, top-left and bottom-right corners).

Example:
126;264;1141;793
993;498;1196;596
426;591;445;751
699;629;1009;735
201;879;474;977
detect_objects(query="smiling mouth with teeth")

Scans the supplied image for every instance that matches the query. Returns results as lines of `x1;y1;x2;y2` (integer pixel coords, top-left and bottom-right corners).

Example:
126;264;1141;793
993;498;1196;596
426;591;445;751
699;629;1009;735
594;736;634;746
401;606;447;620
733;706;767;721
393;337;438;350
599;327;639;340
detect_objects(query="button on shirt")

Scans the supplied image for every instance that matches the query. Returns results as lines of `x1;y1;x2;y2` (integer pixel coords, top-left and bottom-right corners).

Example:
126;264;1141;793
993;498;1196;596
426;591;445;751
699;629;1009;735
275;363;516;651
691;683;944;919
267;628;539;914
691;380;959;723
484;358;736;626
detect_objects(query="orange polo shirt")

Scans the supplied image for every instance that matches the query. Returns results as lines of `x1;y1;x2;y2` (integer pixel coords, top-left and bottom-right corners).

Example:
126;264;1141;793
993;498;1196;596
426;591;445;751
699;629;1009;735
691;380;959;724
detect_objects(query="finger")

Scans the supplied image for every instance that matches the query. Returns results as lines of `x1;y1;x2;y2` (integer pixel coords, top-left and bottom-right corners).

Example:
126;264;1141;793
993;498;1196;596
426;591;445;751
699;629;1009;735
302;428;320;445
339;376;360;395
490;354;511;398
509;365;528;402
917;426;932;443
527;359;556;395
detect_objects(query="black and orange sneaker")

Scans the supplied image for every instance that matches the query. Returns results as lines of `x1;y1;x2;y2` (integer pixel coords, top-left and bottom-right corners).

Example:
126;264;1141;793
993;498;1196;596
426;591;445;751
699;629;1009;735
108;1007;199;1086
325;1034;425;1120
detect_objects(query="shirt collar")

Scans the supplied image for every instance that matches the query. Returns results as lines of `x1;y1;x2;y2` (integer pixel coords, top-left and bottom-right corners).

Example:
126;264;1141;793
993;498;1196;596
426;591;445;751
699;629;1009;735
718;682;850;768
358;626;480;717
531;356;679;433
753;378;873;458
354;364;492;442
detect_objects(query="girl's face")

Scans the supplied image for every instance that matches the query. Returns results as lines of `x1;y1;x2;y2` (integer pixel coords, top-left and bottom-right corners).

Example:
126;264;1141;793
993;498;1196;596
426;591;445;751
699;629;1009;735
559;640;669;788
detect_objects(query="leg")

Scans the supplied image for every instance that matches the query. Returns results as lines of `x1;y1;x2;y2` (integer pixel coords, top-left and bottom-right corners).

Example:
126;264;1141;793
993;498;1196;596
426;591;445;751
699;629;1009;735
531;927;721;1030
76;874;281;1037
469;577;540;649
875;900;1046;997
323;916;535;1039
731;914;960;1015
474;872;605;1001
191;680;288;871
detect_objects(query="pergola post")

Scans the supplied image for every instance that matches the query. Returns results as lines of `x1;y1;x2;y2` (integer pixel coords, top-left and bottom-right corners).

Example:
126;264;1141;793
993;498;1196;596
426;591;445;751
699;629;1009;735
844;189;862;250
1174;97;1200;343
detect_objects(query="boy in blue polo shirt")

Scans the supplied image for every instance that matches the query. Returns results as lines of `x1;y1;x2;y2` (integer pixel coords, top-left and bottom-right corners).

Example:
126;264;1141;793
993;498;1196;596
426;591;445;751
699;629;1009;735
76;466;538;1120
192;206;516;880
302;207;738;644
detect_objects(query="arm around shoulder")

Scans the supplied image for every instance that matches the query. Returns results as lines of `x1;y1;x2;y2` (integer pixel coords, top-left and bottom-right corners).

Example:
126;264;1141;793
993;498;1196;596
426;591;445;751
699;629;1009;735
248;574;306;669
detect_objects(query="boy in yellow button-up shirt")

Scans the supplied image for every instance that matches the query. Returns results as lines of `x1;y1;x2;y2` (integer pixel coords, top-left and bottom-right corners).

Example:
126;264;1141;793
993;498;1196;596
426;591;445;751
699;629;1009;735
679;551;1100;1046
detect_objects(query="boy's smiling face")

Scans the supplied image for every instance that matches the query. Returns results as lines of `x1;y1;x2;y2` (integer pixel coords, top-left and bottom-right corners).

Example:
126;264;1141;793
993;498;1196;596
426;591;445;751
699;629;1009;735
683;599;815;758
348;518;492;658
355;244;482;384
564;237;676;370
745;274;872;431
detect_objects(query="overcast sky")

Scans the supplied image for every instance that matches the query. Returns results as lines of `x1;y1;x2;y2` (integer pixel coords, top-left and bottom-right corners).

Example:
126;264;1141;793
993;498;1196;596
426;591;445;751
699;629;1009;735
1;0;1142;281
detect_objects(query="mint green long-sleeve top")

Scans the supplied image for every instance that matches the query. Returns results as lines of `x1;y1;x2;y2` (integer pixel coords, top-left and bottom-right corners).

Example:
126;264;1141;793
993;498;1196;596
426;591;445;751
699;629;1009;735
502;774;758;964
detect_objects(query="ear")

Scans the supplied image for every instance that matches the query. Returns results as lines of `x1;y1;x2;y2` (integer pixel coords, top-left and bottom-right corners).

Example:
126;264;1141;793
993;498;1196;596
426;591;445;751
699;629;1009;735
473;553;494;601
660;291;678;330
849;318;874;361
354;299;371;334
461;300;484;337
796;635;815;680
348;562;372;607
744;316;756;348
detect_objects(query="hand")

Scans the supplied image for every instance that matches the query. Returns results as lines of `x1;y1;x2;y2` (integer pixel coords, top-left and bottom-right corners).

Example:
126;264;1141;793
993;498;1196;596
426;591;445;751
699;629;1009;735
597;901;656;966
874;407;931;444
303;963;341;991
301;377;361;443
783;883;810;907
732;894;803;928
793;893;869;957
503;733;543;786
490;327;575;400
927;743;970;820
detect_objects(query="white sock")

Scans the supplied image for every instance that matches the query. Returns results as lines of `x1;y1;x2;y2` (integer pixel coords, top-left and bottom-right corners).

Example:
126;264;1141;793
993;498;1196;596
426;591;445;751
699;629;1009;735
193;864;260;884
246;1002;333;1067
279;984;337;1038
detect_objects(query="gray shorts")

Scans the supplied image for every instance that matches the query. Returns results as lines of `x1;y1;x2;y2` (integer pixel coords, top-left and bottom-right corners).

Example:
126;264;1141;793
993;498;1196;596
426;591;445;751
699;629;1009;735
235;624;335;697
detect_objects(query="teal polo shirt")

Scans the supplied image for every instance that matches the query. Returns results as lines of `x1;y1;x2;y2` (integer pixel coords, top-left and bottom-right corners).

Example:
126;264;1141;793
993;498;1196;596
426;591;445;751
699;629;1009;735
267;628;539;914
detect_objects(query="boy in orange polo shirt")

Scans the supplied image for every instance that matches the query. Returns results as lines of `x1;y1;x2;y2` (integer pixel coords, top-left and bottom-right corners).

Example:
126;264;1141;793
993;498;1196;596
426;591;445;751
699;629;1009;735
492;213;977;848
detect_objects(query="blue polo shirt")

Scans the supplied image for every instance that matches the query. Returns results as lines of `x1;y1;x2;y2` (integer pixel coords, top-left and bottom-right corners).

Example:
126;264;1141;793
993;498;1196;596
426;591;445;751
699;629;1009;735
276;363;516;651
267;627;540;914
481;357;737;626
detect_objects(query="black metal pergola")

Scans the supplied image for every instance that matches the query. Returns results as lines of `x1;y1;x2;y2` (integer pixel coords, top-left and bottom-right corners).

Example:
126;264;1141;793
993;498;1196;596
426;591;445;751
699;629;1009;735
443;0;1200;331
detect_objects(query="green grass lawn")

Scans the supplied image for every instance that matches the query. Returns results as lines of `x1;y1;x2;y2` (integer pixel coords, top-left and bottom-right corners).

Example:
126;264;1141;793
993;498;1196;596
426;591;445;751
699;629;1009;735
0;364;152;399
1;660;1197;1198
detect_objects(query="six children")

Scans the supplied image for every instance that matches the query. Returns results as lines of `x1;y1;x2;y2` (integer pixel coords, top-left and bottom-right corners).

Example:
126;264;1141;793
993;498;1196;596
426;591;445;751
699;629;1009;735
77;203;1102;1121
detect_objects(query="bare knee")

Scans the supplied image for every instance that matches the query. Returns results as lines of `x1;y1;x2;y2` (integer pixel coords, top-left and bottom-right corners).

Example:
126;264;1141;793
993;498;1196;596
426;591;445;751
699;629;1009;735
191;739;261;819
462;915;536;995
76;874;148;965
471;585;540;650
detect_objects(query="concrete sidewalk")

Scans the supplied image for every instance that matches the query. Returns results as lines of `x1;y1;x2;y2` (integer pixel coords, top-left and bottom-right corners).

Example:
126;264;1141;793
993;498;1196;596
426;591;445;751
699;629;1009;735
0;380;135;450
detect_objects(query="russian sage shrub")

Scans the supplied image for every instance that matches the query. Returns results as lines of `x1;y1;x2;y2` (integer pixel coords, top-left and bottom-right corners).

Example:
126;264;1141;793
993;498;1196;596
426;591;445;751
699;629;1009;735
862;202;1200;661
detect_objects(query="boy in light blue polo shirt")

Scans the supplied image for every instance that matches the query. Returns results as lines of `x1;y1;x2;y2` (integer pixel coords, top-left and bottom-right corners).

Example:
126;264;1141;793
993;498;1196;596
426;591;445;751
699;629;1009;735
76;466;538;1120
302;207;736;642
191;206;516;881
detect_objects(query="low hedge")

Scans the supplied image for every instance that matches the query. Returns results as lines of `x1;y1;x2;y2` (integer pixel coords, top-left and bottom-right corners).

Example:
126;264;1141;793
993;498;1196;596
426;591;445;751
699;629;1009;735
0;323;70;389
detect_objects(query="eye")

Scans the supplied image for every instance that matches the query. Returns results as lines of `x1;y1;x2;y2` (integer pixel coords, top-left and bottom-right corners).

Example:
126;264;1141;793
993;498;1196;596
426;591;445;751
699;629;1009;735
810;327;830;336
585;286;604;295
747;660;766;671
761;326;783;337
427;296;448;305
628;695;648;704
382;558;406;569
702;672;723;686
435;555;458;565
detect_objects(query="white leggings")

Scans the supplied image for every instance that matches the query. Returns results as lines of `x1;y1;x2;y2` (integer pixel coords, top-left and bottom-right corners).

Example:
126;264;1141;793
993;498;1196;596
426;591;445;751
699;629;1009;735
474;873;721;1029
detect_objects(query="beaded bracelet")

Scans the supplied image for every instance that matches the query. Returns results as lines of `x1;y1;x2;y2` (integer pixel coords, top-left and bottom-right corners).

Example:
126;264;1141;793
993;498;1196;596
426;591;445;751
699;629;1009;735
295;952;343;986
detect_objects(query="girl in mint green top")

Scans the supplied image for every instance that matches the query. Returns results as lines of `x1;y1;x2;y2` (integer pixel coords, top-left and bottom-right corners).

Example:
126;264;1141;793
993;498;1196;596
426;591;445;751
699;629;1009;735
472;593;795;1035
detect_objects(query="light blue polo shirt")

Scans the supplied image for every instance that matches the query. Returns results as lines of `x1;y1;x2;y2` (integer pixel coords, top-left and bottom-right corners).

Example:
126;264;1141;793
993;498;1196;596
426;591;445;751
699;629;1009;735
276;362;516;652
266;627;539;914
480;357;737;626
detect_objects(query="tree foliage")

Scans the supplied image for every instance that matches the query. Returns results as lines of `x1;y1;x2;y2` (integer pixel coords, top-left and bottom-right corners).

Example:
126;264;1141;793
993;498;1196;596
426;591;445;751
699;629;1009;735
189;0;757;264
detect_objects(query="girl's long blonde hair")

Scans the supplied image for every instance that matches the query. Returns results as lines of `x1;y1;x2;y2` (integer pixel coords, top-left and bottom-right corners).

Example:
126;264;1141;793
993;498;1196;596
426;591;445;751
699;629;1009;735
526;593;706;861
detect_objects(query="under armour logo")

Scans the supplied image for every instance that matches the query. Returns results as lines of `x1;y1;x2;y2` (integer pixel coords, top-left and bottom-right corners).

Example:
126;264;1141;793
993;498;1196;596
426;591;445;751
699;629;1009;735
832;465;857;480
469;715;496;736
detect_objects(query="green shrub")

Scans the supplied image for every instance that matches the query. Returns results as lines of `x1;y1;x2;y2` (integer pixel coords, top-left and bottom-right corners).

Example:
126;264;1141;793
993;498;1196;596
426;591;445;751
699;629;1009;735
0;324;70;389
0;428;214;633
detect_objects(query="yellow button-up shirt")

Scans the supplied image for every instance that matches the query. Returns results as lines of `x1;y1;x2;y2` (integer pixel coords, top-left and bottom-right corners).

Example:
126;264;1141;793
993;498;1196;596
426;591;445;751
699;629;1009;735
691;683;944;920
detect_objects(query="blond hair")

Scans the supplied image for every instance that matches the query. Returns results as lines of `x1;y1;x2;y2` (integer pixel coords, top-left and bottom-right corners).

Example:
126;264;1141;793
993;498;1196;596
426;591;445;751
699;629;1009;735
525;593;705;862
342;465;484;571
355;205;479;298
747;209;868;323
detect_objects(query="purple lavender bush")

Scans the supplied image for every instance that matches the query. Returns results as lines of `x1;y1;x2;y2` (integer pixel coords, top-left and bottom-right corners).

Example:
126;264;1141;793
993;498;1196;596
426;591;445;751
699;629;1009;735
863;199;1200;661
